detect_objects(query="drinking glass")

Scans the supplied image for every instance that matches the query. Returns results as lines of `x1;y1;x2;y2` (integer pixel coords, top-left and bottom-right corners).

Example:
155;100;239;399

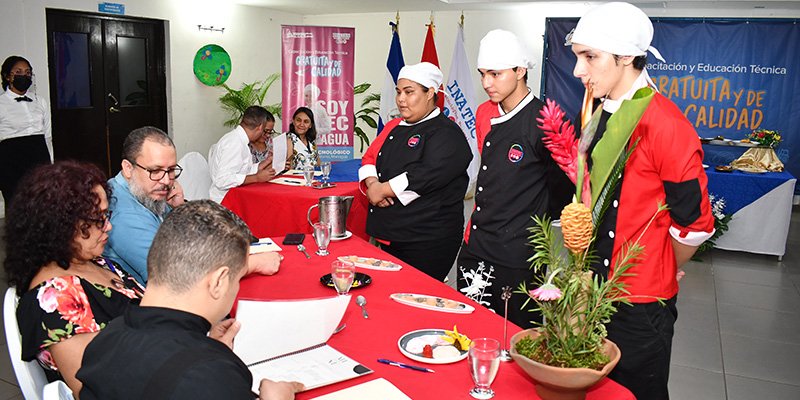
468;338;501;399
330;260;356;296
321;161;332;185
313;222;331;256
303;165;315;186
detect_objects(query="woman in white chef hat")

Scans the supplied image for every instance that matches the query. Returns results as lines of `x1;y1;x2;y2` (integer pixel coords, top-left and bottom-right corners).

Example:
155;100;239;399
358;62;472;281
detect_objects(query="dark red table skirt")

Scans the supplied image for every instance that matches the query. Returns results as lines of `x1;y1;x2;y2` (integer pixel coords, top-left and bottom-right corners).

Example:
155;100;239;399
221;181;369;240
235;235;634;400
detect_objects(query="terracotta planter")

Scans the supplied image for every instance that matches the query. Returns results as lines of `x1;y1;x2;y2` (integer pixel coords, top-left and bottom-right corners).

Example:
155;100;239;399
509;329;621;400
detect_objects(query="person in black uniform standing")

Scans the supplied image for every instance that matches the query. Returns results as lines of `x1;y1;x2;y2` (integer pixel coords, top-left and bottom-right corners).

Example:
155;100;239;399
359;62;472;281
456;30;571;328
0;56;52;214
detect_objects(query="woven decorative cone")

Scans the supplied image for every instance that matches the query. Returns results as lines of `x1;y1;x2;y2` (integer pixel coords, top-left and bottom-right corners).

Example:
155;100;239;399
509;329;621;400
560;202;593;254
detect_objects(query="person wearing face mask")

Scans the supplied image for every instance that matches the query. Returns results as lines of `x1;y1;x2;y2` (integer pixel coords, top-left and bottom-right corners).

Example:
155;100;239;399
0;55;52;214
359;62;472;281
568;3;715;399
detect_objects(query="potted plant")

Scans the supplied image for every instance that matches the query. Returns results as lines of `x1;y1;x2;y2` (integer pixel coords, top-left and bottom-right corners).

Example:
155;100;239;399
218;73;282;128
353;82;379;152
509;88;666;400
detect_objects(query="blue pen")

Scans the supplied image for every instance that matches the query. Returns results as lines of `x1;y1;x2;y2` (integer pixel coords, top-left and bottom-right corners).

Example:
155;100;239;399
377;358;435;373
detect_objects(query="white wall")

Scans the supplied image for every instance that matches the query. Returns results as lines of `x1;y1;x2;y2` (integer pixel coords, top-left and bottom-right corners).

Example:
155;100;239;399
2;0;798;163
1;0;301;161
304;3;800;156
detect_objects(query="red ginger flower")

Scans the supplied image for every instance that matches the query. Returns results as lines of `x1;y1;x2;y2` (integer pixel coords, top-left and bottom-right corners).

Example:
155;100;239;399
536;99;592;207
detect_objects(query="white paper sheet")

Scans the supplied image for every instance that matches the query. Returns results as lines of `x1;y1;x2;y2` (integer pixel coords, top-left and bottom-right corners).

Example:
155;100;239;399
269;177;306;186
249;344;372;392
233;295;350;365
272;133;288;173
309;378;412;400
248;237;282;254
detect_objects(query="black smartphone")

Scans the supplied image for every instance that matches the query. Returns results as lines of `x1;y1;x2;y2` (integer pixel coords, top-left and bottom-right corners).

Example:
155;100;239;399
282;233;305;245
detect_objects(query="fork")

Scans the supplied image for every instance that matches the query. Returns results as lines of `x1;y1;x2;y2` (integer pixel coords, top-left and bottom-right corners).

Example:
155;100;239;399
297;244;311;259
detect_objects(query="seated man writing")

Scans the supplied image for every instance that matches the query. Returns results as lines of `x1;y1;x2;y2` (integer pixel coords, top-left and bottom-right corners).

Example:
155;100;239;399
209;105;278;203
78;200;303;399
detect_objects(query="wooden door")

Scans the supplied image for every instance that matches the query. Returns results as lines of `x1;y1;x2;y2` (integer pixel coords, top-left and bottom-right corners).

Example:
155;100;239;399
46;9;167;176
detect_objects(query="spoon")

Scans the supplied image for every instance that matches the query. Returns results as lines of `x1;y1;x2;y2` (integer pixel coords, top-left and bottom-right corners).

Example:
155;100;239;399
297;244;311;259
356;295;369;319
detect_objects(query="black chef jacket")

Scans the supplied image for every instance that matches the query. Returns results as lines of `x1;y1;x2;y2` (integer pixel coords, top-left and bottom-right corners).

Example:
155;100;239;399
367;111;472;242
465;93;565;269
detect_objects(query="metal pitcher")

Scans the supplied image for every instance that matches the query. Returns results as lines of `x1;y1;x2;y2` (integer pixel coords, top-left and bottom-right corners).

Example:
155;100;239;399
307;196;354;238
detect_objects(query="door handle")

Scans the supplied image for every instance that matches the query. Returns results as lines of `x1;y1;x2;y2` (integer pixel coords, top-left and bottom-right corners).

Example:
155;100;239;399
108;93;121;113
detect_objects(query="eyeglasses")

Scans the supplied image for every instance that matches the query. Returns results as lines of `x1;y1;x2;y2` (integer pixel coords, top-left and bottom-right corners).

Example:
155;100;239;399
88;210;113;228
132;161;183;181
263;128;276;135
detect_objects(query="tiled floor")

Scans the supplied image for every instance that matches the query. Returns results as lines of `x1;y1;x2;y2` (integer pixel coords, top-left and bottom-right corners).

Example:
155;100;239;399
0;209;799;399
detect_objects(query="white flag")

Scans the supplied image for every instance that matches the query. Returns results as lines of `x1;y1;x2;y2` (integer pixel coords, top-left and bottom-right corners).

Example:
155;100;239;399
443;24;480;194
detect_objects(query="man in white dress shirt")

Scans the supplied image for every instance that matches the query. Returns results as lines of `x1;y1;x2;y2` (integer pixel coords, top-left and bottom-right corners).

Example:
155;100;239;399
208;106;277;202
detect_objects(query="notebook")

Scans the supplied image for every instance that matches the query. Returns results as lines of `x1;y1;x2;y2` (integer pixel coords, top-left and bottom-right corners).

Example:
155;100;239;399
234;296;372;392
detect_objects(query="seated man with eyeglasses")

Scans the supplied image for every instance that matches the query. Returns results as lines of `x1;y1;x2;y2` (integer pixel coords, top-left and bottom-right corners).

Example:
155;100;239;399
104;126;282;284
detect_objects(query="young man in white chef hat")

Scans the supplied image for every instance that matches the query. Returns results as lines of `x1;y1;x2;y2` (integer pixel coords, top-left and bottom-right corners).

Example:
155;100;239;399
567;3;715;398
456;29;572;328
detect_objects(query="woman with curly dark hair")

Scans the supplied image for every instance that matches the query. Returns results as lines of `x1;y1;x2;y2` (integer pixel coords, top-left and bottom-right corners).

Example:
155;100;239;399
4;160;144;395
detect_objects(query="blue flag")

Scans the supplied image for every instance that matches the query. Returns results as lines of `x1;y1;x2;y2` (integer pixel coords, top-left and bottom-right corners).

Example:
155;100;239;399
378;22;405;134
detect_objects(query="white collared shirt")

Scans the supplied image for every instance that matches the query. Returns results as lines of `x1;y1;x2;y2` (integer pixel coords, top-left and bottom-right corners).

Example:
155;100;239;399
601;70;650;114
208;125;258;202
0;89;53;158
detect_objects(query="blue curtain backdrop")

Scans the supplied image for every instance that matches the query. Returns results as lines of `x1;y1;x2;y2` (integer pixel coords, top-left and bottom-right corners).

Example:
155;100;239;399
542;18;800;192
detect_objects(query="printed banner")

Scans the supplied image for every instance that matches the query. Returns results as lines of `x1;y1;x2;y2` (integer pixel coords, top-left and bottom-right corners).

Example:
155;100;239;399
543;18;800;190
282;25;355;161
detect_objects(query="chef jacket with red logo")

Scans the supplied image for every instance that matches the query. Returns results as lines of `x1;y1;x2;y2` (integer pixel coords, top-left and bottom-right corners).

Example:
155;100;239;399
462;92;570;269
359;110;472;242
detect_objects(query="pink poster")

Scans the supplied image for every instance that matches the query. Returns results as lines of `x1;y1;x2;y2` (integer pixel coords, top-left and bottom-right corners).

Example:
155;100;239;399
281;25;355;161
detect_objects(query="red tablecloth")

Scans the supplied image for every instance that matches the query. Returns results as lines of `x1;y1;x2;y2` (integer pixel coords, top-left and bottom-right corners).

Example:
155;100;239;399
236;236;634;400
221;181;369;240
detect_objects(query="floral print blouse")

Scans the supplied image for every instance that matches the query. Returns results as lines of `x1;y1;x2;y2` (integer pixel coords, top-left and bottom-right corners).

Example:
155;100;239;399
289;132;319;169
249;137;273;164
16;257;144;371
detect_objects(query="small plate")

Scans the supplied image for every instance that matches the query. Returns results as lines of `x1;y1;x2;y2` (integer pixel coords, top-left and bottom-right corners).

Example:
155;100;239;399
715;165;733;173
390;293;475;314
320;272;372;289
330;230;353;241
312;181;337;189
398;329;468;364
339;255;402;271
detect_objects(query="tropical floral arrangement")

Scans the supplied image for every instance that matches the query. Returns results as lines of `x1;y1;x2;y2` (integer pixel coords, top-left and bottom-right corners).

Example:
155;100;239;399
514;88;665;370
696;194;731;254
747;128;781;148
